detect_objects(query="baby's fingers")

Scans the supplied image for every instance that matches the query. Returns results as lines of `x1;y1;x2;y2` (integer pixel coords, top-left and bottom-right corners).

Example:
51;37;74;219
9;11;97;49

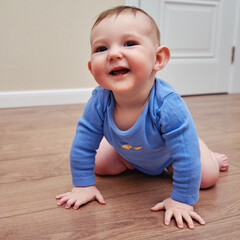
151;202;165;211
56;192;71;199
182;212;195;229
95;191;106;205
189;211;206;225
73;200;83;210
65;198;77;209
174;211;184;229
57;196;71;206
164;209;173;226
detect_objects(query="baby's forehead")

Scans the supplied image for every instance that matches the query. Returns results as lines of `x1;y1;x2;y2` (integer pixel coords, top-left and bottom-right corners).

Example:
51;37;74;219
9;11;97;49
95;10;152;27
90;11;158;44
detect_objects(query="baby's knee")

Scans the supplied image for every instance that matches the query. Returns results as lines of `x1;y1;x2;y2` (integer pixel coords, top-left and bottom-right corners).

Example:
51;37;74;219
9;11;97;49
94;153;107;175
200;170;219;189
94;164;105;175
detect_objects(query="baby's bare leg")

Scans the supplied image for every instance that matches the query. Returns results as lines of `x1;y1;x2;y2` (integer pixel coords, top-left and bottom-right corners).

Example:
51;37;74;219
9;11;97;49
95;138;134;175
199;138;229;189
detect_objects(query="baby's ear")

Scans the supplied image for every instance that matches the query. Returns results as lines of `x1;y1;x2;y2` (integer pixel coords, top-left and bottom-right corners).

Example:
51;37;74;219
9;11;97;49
153;46;170;71
88;61;92;74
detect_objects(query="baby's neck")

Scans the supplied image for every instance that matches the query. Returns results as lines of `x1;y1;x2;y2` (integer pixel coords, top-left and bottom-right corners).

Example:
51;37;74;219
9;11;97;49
113;81;154;110
112;85;153;131
114;92;150;110
113;98;149;131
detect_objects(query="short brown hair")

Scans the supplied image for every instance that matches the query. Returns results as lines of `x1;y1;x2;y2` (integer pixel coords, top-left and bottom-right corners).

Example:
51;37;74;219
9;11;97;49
91;5;160;46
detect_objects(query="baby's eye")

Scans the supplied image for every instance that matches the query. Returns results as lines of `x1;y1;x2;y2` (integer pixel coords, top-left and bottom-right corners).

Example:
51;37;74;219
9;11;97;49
124;41;138;47
95;46;107;53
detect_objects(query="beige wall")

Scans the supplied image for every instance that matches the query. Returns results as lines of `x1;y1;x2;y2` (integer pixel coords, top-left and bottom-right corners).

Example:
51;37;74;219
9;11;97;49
0;0;124;92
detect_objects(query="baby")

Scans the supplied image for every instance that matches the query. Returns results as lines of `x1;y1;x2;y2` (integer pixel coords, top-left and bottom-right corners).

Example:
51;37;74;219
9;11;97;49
56;6;229;229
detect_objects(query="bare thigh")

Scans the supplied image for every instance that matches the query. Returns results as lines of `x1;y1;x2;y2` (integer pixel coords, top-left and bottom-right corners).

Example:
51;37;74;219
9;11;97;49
95;138;135;175
198;137;219;189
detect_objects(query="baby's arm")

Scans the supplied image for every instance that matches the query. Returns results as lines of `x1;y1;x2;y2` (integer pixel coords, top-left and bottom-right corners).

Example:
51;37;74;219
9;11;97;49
151;198;205;229
56;88;106;209
157;93;204;228
56;186;105;209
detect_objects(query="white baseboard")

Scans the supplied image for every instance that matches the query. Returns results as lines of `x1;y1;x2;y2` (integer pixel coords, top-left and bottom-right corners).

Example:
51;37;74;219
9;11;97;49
0;88;94;108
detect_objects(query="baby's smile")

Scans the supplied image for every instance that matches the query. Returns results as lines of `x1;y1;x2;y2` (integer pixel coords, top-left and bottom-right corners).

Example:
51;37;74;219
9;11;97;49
109;67;130;76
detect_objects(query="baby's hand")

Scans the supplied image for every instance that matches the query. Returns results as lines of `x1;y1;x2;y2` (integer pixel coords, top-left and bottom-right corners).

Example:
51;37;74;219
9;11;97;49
56;186;105;209
151;197;205;229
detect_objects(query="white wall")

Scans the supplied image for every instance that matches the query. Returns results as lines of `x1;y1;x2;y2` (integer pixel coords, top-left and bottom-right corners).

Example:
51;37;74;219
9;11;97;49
0;0;124;108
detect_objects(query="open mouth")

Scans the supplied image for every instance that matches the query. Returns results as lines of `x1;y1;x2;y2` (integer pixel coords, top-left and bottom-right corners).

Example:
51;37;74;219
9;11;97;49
110;68;130;76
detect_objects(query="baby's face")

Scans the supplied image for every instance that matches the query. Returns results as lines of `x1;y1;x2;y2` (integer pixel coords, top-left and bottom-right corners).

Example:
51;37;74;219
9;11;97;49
88;11;159;95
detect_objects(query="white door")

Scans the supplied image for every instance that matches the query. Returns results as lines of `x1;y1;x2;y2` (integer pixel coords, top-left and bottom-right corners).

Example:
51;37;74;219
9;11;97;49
126;0;236;95
230;0;240;93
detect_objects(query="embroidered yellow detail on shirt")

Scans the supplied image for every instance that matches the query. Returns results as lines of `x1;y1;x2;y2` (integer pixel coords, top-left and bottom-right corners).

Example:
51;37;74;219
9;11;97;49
121;144;132;150
121;145;142;150
133;147;142;150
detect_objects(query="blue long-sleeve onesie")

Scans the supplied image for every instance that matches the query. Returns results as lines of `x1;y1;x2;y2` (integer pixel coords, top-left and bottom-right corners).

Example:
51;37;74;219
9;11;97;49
70;78;201;204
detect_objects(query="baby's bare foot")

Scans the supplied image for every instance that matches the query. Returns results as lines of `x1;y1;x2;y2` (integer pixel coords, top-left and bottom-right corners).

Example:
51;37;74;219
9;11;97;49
214;152;229;171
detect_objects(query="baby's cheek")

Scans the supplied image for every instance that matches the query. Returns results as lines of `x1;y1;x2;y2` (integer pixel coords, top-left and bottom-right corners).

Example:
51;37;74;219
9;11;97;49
132;53;154;73
134;62;153;78
91;62;104;78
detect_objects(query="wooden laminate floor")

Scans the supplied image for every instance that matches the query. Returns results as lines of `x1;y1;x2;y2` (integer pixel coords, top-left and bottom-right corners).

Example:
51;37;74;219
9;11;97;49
1;94;240;240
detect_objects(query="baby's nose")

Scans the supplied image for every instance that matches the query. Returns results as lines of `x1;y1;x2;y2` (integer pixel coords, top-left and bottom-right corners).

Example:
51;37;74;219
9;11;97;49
107;46;123;61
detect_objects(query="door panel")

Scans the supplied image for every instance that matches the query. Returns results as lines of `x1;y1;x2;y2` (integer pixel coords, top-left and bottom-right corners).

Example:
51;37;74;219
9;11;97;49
162;2;217;58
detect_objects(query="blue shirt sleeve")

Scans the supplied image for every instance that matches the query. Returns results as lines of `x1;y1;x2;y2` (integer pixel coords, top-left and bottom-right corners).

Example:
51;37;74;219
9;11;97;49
158;93;201;204
70;88;104;187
